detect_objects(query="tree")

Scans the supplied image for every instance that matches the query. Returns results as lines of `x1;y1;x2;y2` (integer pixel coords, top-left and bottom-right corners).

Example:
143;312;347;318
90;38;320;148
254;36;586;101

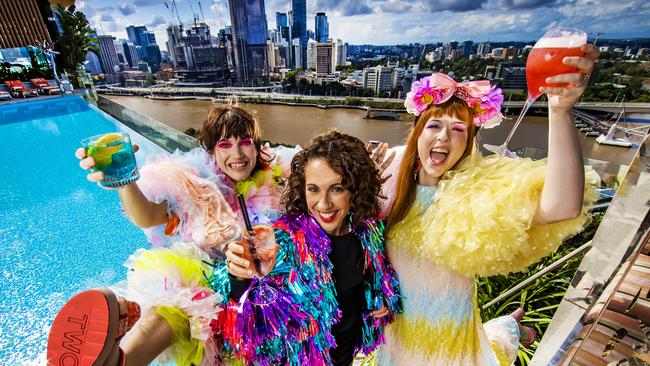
52;4;99;74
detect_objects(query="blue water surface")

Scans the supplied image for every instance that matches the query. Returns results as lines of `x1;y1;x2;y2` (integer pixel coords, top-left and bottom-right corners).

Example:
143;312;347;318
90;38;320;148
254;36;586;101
0;96;166;364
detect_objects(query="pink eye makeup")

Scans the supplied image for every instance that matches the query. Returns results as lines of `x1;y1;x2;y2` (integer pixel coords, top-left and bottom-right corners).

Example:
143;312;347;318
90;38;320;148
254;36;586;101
215;141;233;149
452;124;467;132
239;137;253;146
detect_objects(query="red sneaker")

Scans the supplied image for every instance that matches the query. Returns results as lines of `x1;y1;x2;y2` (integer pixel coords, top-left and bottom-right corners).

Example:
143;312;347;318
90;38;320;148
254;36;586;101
46;289;140;366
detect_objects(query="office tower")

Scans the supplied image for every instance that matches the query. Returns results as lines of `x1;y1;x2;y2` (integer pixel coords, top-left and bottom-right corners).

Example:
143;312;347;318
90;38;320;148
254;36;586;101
276;12;288;30
97;35;120;74
228;0;270;85
332;39;347;68
315;12;329;43
122;41;141;67
166;25;182;67
84;51;102;74
291;0;307;68
462;40;473;57
126;26;148;46
316;42;333;75
477;42;491;56
145;44;161;72
363;66;396;95
307;39;318;70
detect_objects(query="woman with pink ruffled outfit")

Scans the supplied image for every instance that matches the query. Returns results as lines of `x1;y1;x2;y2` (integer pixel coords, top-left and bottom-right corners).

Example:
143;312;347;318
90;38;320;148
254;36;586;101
47;103;298;366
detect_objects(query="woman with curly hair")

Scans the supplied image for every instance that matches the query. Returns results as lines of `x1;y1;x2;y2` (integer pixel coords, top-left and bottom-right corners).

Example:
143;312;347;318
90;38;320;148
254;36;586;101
216;130;402;365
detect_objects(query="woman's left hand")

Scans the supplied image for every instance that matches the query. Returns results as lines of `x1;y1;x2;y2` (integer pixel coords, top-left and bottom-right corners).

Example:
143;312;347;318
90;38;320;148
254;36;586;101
543;43;600;112
370;305;390;318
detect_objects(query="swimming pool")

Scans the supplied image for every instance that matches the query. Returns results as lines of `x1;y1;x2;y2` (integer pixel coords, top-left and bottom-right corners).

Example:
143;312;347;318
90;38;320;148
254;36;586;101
0;96;167;364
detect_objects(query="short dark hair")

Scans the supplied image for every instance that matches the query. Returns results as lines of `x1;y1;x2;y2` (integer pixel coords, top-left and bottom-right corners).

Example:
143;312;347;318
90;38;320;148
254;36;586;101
282;130;385;226
198;103;272;174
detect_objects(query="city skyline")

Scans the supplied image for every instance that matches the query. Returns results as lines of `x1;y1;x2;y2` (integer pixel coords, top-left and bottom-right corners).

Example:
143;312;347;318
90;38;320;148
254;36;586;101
79;0;650;47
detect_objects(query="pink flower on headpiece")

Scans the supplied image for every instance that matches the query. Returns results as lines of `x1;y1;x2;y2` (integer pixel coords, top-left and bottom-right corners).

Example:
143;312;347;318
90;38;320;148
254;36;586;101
404;76;445;116
404;73;504;128
473;86;504;128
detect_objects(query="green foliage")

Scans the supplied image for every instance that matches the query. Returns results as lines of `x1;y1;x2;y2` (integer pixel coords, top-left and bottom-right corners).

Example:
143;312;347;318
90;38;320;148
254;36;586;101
0;62;53;82
184;127;198;137
52;4;99;74
477;213;604;365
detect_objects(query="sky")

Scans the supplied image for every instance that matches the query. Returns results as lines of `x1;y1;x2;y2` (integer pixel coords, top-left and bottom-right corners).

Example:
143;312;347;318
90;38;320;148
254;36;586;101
78;0;650;48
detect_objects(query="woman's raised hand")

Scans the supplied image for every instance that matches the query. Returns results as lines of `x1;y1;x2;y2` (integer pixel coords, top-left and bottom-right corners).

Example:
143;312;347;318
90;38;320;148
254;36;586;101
367;141;396;179
75;144;140;188
543;43;600;112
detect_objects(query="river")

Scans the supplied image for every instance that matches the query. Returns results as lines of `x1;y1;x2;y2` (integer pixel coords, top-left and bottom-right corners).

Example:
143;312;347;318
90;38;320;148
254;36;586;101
105;95;640;173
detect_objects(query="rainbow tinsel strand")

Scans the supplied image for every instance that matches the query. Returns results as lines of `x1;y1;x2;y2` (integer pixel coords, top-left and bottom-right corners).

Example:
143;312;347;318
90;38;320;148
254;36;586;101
207;213;402;365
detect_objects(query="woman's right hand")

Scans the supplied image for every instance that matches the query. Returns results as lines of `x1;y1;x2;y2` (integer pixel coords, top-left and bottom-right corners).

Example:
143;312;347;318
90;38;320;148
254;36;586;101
225;241;254;279
76;144;139;186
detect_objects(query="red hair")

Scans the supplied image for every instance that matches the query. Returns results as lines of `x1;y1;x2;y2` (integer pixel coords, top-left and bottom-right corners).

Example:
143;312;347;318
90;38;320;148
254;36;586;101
387;97;477;229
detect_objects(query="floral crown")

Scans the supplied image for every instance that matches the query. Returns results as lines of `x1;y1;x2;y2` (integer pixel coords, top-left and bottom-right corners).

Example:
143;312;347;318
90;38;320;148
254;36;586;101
404;73;504;128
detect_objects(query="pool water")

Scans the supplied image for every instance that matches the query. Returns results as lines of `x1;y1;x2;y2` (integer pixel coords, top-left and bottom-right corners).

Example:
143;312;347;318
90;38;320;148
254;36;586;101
0;96;166;364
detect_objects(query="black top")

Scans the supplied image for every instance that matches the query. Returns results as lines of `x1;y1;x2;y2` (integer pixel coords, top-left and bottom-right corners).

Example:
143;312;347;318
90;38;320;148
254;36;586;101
229;274;252;300
328;231;365;366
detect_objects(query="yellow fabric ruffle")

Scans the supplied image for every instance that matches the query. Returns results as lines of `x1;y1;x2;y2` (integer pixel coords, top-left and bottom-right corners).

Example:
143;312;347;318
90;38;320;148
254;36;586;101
235;165;282;197
130;247;210;287
157;306;205;366
391;155;599;277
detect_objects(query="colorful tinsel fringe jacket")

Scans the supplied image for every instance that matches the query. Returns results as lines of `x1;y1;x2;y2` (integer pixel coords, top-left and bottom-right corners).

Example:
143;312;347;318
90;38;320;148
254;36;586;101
208;213;403;365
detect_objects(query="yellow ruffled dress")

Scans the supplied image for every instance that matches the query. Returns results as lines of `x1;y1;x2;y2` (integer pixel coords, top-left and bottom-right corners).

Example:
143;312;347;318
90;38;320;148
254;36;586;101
375;155;598;366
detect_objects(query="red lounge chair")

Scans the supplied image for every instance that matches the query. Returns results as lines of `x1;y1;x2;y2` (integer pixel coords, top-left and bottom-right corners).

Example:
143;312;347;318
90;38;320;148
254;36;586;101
4;80;38;98
30;78;62;95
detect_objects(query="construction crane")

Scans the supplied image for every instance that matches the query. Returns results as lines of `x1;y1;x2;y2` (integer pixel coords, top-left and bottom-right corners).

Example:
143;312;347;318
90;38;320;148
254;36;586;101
164;0;183;28
199;1;206;22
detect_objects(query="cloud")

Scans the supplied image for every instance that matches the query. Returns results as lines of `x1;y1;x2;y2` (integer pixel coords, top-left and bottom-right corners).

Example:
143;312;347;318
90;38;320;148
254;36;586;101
147;16;167;27
378;0;413;13
419;0;485;12
117;3;136;16
490;0;558;9
100;14;114;22
313;0;374;16
133;0;163;6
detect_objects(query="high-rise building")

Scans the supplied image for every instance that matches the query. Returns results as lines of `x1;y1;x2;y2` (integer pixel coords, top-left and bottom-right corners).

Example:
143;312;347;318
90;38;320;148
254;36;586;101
0;0;54;49
166;25;182;67
97;35;120;74
126;26;148;46
143;31;157;45
267;40;276;71
229;0;269;85
315;42;333;75
145;44;162;72
477;42;491;56
332;39;347;68
276;12;288;30
315;12;329;43
462;40;473;57
502;46;517;60
292;38;303;69
496;62;526;90
363;66;396;96
122;41;140;67
307;39;318;70
84;51;102;74
291;0;307;68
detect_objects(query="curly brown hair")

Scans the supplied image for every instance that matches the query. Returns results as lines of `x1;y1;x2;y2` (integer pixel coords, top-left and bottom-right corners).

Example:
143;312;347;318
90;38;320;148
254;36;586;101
282;130;385;227
198;103;273;174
